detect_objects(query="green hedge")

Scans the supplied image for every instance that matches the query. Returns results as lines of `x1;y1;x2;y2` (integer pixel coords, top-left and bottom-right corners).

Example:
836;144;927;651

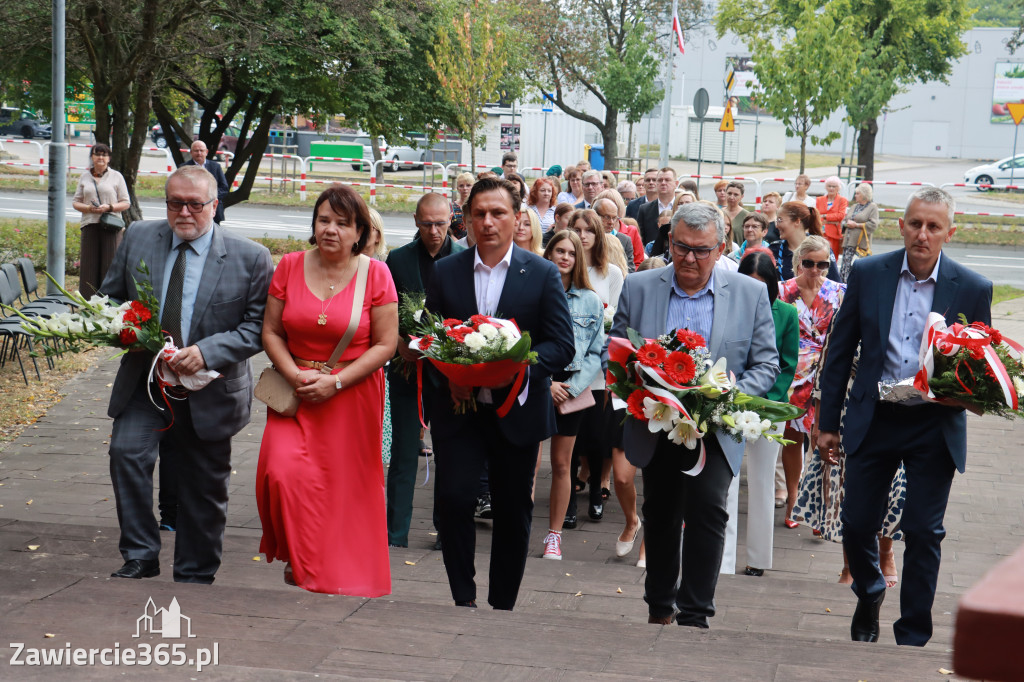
0;219;82;275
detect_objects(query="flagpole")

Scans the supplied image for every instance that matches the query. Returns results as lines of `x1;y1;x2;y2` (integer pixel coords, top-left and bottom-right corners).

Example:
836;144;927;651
658;0;678;168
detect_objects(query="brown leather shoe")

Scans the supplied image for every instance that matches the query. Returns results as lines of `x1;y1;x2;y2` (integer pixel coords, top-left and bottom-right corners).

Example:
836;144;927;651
648;614;674;625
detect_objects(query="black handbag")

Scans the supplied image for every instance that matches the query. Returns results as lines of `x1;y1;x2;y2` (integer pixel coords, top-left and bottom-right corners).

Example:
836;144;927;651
90;174;125;232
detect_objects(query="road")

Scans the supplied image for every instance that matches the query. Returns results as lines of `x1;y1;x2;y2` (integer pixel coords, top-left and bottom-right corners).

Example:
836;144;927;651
4;190;1024;287
0;190;420;247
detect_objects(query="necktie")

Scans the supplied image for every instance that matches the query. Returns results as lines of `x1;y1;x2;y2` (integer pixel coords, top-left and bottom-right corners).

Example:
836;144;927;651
163;243;189;347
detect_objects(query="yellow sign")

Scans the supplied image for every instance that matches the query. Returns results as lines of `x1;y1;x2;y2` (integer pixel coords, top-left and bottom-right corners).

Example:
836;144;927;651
1008;102;1024;126
720;107;735;133
725;68;735;93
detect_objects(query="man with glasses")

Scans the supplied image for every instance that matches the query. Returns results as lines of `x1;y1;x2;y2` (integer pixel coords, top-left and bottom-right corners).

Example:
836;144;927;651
500;152;518;178
574;170;604;209
594;197;636;273
610;201;779;628
99;164;273;583
384;193;466;547
637;167;678;245
626;168;658;219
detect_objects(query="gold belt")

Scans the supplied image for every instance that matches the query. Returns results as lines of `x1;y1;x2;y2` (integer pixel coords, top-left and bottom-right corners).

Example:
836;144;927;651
293;358;353;371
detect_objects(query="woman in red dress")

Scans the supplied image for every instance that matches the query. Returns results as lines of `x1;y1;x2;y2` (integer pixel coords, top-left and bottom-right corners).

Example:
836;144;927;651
257;185;398;596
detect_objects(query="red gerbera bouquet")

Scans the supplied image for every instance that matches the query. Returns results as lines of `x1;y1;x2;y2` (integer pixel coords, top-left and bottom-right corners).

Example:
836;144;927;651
607;327;802;472
411;311;538;415
907;312;1024;417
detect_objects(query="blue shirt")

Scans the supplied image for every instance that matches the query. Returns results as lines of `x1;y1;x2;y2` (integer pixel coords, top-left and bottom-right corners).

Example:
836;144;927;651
159;227;214;347
882;252;941;382
666;272;715;341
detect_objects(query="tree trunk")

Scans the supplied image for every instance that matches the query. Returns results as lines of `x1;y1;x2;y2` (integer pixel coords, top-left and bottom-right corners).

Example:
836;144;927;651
799;133;807;174
469;119;476;171
857;118;879;181
602;107;619;171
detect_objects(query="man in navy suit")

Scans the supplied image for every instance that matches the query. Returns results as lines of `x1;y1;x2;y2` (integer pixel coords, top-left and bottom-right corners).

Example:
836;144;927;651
636;167;677;245
626;168;658;219
425;176;574;610
818;187;992;646
183;140;229;224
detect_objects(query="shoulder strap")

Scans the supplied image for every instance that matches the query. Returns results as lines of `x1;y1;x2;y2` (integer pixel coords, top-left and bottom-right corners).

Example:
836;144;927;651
321;254;371;372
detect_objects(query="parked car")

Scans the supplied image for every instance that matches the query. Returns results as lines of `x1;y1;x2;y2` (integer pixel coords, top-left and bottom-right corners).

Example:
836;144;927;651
964;155;1024;189
0;108;52;139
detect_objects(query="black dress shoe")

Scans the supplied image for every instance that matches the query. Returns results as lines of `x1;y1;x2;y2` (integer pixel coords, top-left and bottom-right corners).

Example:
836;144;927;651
455;599;477;608
743;566;765;577
111;559;160;579
563;513;578;529
851;591;885;642
588;503;603;521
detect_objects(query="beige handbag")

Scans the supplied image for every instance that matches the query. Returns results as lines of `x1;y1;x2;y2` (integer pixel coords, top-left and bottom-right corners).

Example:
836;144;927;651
556;388;596;415
255;255;370;416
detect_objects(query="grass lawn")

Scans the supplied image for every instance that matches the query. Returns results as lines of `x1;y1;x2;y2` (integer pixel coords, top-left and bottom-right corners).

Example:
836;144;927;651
754;152;846;171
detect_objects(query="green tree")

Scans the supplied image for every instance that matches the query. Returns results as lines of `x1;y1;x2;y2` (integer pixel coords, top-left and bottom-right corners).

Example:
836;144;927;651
427;0;519;170
521;0;706;171
717;0;859;173
719;0;971;179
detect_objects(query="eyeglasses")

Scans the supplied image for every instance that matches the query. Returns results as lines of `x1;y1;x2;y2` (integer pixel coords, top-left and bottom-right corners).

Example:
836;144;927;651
583;181;602;187
166;198;215;213
801;259;830;270
671;240;720;260
417;220;448;230
91;151;110;157
597;213;618;222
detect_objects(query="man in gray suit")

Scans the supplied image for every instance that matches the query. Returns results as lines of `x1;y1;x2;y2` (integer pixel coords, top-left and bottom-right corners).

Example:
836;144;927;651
100;164;273;583
610;202;778;627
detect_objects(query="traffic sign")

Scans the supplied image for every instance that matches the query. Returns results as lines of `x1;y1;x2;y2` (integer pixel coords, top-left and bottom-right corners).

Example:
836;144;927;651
719;106;735;133
1008;102;1024;126
693;88;709;120
542;93;554;113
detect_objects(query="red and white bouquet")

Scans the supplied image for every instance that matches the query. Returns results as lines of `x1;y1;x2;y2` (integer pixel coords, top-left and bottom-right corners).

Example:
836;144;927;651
902;312;1024;417
607;327;802;472
4;263;220;396
411;312;537;416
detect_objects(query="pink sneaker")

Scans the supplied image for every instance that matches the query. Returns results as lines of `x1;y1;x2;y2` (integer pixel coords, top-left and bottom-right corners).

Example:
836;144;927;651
542;531;562;560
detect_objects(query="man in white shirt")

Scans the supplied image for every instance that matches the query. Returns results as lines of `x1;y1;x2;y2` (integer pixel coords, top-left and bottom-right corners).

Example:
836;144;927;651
425;177;574;611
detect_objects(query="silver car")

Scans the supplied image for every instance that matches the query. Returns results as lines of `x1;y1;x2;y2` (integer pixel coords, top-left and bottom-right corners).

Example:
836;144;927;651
964;155;1024;189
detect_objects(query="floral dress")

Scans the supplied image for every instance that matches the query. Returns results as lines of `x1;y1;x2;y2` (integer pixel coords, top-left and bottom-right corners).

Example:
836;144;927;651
778;277;846;433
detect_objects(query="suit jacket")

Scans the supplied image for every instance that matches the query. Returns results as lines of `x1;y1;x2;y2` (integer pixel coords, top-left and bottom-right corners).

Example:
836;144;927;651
637;199;664;246
424;245;575;447
386;235;466;295
574;199;590;210
625;195;648;220
99;220;273;441
610;266;780;474
184;159;229;223
386;236;465;392
816;195;849;242
817;249;992;472
611;231;636;273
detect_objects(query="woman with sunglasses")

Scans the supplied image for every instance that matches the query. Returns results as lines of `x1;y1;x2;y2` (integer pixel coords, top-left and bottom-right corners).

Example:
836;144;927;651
777;235;846;527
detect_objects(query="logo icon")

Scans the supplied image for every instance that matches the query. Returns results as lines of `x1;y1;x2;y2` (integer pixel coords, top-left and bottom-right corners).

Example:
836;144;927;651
134;597;196;639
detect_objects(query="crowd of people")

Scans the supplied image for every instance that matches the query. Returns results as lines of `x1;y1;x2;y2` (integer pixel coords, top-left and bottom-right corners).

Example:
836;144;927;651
88;148;990;649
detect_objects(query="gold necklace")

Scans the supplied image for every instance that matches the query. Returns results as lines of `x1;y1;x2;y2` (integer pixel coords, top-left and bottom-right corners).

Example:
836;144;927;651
317;255;340;326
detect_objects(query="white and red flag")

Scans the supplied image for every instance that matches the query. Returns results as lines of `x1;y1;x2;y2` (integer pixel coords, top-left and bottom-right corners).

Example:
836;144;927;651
672;12;685;54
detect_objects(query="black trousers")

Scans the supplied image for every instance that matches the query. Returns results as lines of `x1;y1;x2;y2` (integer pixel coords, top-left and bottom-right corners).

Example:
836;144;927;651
642;434;733;627
569;390;614;516
433;407;538;609
842;403;955;646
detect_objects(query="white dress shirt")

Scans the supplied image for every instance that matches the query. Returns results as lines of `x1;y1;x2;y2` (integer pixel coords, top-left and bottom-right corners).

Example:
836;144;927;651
473;242;515;403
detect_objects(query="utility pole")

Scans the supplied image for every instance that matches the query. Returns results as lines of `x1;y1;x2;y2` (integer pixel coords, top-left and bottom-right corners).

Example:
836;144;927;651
47;0;67;293
658;0;678;168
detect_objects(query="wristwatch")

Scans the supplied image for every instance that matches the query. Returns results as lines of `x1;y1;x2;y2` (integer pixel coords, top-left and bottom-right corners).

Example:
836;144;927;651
335;376;343;391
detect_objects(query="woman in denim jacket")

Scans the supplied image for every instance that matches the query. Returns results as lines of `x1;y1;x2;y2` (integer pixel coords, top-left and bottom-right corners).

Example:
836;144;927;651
539;230;605;560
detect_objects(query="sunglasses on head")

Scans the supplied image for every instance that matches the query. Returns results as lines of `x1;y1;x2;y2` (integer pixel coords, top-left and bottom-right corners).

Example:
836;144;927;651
801;259;830;271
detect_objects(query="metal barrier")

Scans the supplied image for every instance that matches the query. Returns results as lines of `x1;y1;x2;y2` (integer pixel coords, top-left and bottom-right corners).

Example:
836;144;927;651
680;173;763;207
0;138;46;184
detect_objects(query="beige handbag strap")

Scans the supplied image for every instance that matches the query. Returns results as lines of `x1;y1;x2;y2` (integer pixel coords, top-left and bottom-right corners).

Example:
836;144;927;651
320;254;371;374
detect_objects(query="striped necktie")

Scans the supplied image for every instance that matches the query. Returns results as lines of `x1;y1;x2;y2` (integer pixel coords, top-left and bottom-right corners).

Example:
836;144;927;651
162;243;189;347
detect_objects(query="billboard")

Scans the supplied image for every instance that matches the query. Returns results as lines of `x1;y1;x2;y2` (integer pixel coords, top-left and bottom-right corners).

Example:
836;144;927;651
726;56;762;115
500;123;520;151
992;62;1024;124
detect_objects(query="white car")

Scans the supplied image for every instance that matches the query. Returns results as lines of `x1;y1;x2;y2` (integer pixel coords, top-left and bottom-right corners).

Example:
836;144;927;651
964;155;1024;189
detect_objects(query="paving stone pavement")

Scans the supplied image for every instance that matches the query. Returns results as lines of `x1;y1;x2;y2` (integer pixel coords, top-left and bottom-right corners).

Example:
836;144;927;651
1;298;1023;679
